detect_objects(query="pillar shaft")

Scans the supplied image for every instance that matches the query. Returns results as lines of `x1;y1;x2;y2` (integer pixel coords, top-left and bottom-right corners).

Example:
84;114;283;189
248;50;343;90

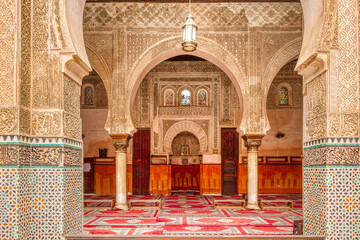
111;134;131;210
242;135;264;210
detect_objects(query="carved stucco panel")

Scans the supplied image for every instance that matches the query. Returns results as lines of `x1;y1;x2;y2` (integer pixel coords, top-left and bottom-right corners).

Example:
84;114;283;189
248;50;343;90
0;0;16;105
337;0;358;112
32;111;61;136
20;107;31;135
64;75;81;116
83;3;302;29
329;113;359;137
64;113;82;140
0;107;18;134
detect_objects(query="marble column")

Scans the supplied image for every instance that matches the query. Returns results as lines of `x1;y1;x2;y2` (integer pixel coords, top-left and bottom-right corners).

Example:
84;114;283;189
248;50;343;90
242;134;264;210
111;134;131;210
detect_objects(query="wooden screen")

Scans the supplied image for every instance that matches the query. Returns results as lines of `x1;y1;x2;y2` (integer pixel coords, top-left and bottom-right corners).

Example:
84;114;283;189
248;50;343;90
221;128;239;195
171;165;200;190
83;157;95;193
132;129;151;195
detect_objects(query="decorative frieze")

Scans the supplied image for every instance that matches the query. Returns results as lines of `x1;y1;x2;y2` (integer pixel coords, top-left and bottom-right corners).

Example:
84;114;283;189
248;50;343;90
0;136;83;166
303;137;360;166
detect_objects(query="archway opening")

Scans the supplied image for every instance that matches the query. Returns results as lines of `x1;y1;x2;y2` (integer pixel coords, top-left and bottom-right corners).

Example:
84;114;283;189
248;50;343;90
239;59;303;195
170;131;201;193
81;70;112;195
131;54;243;195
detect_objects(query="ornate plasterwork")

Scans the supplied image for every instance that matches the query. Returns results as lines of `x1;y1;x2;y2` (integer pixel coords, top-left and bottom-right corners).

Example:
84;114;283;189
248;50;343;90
83;3;302;29
163;121;208;154
32;111;61;136
305;73;327;141
64;75;81;116
64;113;82;140
0;107;18;134
0;0;16;105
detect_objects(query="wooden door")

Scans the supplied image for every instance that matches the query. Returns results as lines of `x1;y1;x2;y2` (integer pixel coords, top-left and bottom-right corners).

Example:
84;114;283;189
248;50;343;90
83;157;95;193
221;128;239;195
132;129;150;195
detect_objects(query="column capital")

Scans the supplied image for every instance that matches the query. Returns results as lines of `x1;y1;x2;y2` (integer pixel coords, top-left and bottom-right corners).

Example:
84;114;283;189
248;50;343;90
110;134;131;153
242;134;264;152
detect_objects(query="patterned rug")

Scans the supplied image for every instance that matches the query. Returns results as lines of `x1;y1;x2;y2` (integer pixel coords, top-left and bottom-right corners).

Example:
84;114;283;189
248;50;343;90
83;194;302;236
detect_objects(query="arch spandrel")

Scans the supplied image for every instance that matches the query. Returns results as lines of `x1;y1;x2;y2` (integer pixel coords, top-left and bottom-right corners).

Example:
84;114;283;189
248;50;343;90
262;37;302;133
126;36;247;134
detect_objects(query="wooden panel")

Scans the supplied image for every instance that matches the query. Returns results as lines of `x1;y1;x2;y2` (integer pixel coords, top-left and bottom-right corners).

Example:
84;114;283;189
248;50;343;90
238;165;302;194
200;164;221;194
94;164;116;194
132;129;150;195
84;158;95;193
266;156;289;164
221;128;239;195
241;156;264;164
127;165;132;195
150;165;171;195
171;165;200;190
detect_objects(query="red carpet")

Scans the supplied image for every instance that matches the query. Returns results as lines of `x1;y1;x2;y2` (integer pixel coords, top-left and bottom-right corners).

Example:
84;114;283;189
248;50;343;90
83;194;302;236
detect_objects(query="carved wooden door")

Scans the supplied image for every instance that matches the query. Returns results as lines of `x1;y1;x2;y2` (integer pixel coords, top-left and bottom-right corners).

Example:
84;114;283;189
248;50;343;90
132;129;150;195
221;128;239;195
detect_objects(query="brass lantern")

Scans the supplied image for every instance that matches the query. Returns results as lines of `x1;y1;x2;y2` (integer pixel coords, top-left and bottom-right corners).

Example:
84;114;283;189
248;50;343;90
182;13;198;52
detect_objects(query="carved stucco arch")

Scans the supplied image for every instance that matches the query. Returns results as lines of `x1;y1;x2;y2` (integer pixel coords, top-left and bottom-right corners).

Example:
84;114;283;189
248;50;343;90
164;121;207;154
127;36;246;133
84;43;112;130
262;37;302;131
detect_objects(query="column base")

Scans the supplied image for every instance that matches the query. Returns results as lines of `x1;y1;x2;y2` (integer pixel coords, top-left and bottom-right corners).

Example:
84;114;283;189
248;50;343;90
115;202;128;210
246;202;260;210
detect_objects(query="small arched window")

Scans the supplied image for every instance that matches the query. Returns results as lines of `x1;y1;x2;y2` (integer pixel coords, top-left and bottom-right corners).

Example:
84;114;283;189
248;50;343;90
164;89;175;106
197;89;207;106
279;87;289;105
181;89;191;106
84;86;94;105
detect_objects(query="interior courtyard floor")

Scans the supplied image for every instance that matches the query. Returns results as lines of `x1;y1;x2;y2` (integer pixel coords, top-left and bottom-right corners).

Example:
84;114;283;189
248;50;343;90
82;194;303;237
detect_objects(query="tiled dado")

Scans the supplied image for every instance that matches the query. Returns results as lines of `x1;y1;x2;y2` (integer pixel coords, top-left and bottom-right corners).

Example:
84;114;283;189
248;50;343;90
303;137;360;166
303;166;360;239
0;166;82;240
0;135;82;166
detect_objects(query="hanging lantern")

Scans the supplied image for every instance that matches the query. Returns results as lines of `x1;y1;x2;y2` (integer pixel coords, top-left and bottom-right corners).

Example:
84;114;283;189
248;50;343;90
182;13;197;52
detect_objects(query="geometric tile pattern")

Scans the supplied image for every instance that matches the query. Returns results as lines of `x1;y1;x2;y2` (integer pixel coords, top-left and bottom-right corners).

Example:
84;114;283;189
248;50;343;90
63;168;83;235
304;166;360;239
0;166;83;240
303;167;327;235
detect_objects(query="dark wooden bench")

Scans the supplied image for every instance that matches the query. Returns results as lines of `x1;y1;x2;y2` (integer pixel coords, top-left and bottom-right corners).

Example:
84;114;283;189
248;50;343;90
83;199;115;210
129;199;162;210
213;199;246;210
259;199;293;210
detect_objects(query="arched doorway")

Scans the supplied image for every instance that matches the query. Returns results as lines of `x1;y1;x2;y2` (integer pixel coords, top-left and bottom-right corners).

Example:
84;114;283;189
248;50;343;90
131;55;243;195
170;131;201;193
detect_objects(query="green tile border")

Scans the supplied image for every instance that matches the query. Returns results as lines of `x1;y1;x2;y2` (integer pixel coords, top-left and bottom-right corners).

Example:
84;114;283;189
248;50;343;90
0;166;82;169
304;143;360;149
304;165;360;169
0;142;82;150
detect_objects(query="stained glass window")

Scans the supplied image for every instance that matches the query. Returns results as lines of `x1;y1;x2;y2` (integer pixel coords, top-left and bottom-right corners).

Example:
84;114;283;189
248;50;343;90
181;89;191;105
279;87;288;105
84;86;94;105
165;89;174;105
198;89;207;106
